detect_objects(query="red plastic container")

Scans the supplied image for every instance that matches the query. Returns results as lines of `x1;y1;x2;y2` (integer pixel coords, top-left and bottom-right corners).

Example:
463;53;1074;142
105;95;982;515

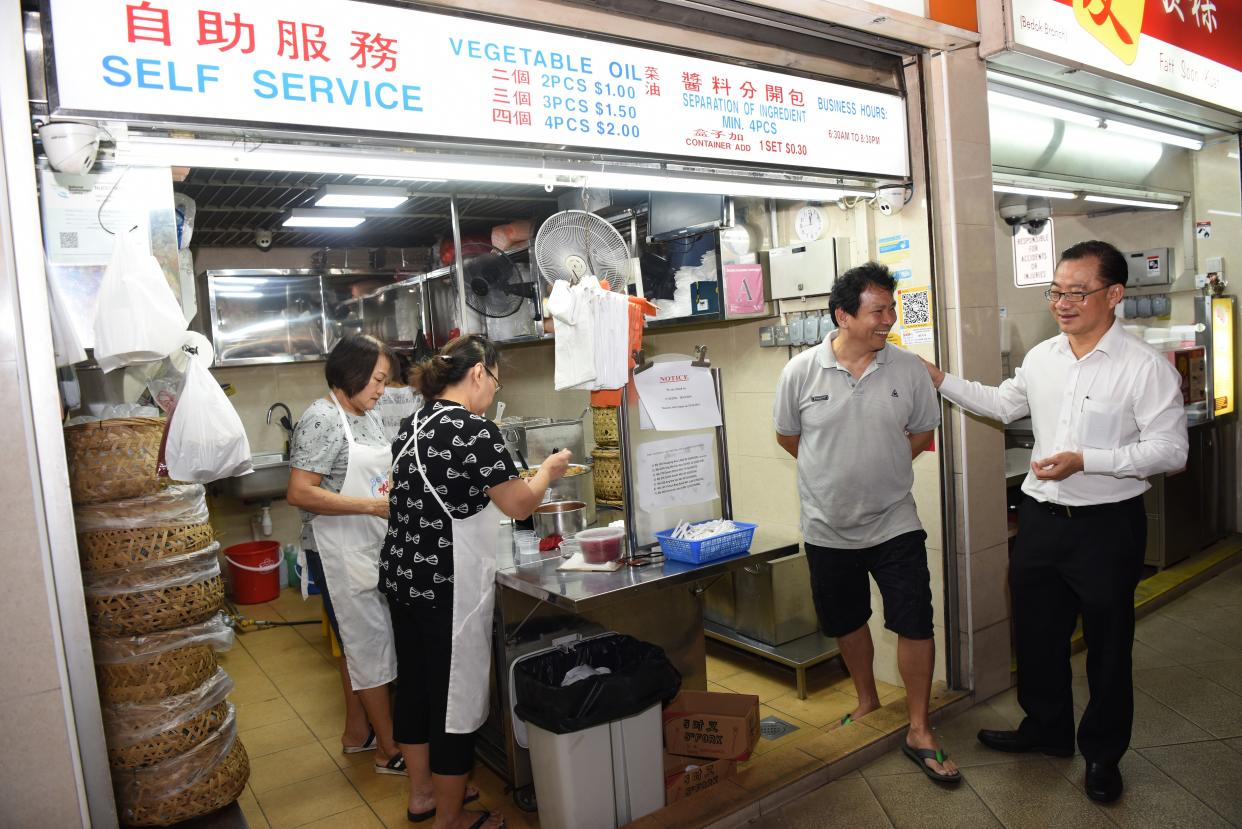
224;541;281;604
576;527;625;564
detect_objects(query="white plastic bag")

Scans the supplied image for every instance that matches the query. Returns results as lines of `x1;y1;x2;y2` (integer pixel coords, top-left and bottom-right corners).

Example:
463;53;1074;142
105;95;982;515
164;354;252;483
93;232;188;373
47;260;88;367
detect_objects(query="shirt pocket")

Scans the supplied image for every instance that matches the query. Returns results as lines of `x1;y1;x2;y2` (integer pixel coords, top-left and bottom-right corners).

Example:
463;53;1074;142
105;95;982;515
1078;396;1124;449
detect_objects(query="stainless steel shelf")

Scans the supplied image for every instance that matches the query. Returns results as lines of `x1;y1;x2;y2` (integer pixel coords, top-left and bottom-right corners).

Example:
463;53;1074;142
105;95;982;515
704;621;839;700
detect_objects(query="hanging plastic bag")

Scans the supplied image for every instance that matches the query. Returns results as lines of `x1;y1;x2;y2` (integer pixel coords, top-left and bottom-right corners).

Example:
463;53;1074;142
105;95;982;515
93;231;188;373
46;259;88;367
164;353;252;483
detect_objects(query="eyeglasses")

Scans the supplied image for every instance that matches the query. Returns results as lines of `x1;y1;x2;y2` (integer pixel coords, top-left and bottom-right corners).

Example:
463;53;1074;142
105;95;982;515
1043;286;1112;303
483;365;502;392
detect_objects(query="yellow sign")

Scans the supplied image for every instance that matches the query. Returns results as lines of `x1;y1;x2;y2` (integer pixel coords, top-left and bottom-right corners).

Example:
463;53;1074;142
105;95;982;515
1211;296;1234;416
1073;0;1144;65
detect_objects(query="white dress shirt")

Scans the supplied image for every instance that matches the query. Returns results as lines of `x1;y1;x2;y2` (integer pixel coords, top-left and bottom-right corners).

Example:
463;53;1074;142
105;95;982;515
938;320;1188;506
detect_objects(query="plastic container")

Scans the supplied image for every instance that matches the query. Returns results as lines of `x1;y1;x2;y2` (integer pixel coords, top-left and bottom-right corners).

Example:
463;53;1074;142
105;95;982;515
223;541;280;604
655;521;758;564
576;527;625;563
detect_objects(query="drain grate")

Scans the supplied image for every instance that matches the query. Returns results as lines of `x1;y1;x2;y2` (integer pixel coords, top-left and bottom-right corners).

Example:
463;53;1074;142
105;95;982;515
759;715;799;741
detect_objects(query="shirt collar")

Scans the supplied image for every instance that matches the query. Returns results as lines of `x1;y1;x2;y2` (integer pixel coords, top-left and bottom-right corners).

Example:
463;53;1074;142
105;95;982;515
1051;318;1123;359
816;330;891;369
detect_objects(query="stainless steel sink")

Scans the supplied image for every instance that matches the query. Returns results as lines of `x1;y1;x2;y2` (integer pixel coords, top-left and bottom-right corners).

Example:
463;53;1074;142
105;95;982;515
219;452;291;502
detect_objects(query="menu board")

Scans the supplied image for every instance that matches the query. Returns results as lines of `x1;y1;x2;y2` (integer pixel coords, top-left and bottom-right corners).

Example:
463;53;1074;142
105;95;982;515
47;0;909;177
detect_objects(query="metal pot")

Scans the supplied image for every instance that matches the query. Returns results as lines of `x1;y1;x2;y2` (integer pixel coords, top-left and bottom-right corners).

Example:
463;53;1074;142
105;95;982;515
532;500;588;539
521;463;596;525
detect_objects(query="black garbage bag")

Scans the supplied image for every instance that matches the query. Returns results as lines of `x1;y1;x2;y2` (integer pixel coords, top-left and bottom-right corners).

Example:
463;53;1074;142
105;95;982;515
513;634;682;735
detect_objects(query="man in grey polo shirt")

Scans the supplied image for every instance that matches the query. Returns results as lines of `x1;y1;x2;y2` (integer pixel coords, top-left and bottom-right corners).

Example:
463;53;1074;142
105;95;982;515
774;262;958;784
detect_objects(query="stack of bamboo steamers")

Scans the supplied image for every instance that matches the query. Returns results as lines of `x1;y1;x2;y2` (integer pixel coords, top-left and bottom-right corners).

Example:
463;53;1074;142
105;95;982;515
65;415;249;826
591;405;623;506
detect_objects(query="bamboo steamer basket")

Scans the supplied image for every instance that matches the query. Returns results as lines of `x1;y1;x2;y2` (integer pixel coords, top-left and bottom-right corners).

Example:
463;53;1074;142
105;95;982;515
114;709;249;827
96;644;218;705
591;447;623;505
64;417;164;505
79;523;215;573
85;545;224;637
590;405;619;447
107;701;230;770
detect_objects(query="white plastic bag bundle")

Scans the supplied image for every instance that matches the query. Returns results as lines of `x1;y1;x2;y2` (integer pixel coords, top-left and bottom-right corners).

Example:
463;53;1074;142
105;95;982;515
93;232;188;373
164;354;252;483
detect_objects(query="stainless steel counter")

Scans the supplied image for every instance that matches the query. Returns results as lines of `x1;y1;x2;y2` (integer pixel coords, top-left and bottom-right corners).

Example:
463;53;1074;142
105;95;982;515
493;523;802;612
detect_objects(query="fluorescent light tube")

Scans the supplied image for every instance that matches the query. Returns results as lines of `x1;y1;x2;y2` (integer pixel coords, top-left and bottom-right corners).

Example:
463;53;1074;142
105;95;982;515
988;90;1203;150
993;184;1077;199
283;210;366;228
582;169;869;201
1101;121;1202;150
1083;195;1179;210
315;184;409;209
1208;209;1241;217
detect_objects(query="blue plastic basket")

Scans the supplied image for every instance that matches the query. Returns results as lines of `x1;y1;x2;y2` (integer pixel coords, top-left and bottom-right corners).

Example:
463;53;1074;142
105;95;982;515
655;521;758;564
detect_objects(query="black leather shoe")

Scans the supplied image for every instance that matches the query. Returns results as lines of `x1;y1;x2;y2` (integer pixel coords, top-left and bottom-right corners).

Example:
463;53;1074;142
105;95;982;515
977;729;1074;757
1085;762;1123;803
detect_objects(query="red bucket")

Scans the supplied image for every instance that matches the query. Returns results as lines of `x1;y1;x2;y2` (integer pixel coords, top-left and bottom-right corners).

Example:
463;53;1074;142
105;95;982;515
224;541;281;604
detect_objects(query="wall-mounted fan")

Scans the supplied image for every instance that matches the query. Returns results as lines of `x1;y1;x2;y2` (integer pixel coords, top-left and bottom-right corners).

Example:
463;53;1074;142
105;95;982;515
533;209;631;291
459;243;536;318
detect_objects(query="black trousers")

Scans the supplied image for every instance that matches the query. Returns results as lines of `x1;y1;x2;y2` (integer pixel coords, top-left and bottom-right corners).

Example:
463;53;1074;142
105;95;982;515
1011;494;1146;765
389;598;476;776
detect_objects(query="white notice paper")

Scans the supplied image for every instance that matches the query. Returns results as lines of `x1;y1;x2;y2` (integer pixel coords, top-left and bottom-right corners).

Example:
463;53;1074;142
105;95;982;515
635;434;718;513
632;360;722;431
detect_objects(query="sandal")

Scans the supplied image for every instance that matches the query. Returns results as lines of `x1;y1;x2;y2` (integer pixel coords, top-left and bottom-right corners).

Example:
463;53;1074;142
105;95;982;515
901;742;963;785
406;788;481;822
464;812;504;829
343;728;377;754
375;752;407;776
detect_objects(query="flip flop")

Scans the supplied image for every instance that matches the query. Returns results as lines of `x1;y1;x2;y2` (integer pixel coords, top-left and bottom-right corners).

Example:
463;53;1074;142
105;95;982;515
840;714;854;726
902;742;963;785
463;812;504;829
375;752;407;776
406;789;481;822
343;728;377;754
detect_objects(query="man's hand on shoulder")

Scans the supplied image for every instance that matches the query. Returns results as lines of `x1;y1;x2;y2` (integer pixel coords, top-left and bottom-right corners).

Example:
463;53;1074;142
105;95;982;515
1031;451;1084;481
919;356;945;389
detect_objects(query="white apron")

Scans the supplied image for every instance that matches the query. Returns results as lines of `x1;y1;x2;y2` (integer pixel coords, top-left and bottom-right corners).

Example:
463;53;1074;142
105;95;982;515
306;394;398;691
394;406;501;734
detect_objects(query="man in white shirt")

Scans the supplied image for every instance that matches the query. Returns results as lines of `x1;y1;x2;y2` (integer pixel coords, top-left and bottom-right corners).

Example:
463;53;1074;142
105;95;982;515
923;240;1188;803
775;263;959;785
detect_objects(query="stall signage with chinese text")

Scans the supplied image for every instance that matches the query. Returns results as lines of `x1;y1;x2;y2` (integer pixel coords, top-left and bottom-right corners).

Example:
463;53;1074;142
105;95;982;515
47;0;909;176
1008;0;1242;114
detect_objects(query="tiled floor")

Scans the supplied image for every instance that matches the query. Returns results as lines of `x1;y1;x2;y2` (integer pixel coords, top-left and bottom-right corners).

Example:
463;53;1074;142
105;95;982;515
223;587;964;829
745;560;1242;829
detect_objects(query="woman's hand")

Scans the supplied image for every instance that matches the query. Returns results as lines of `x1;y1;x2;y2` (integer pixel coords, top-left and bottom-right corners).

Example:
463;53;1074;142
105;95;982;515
370;498;391;520
541;449;573;482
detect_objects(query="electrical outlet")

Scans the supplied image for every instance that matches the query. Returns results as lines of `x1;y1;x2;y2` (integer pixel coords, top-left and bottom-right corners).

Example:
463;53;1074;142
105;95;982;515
1195;273;1209;289
774;325;792;346
759;326;776;347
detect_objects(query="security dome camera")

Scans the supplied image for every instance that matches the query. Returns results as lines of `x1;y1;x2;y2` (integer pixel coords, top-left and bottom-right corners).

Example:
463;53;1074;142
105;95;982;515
254;229;274;250
38;121;101;175
1024;198;1051;233
999;195;1027;226
873;185;910;216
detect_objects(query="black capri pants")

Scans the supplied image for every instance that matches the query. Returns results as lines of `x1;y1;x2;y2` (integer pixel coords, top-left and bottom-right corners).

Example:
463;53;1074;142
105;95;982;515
805;530;934;641
389;597;476;776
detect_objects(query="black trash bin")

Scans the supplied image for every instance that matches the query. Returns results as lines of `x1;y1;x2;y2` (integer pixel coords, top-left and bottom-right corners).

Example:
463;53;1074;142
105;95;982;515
511;633;681;829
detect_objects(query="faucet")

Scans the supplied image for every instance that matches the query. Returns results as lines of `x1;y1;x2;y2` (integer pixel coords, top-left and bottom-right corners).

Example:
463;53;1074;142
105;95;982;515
266;403;294;457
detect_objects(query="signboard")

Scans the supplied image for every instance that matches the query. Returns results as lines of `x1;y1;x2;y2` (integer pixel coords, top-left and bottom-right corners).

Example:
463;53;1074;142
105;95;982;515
1008;0;1242;114
1012;220;1056;287
46;0;909;177
1211;295;1234;416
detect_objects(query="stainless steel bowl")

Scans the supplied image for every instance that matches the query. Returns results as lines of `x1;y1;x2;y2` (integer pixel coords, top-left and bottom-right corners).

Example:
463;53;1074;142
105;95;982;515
532;500;588;539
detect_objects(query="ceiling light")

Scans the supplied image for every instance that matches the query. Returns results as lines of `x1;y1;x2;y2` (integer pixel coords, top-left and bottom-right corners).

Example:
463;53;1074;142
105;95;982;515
282;209;366;228
1209;209;1241;218
580;169;872;201
315;184;409;209
987;90;1204;150
1083;195;1180;210
993;184;1077;199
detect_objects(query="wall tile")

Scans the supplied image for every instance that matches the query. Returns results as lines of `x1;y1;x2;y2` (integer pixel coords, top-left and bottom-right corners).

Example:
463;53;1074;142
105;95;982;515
970;619;1014;701
0;526;65;701
0;688;84;827
960;542;1011;633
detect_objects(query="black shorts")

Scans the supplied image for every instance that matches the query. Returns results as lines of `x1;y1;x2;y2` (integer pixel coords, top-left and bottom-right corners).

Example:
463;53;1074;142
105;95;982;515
805;530;934;640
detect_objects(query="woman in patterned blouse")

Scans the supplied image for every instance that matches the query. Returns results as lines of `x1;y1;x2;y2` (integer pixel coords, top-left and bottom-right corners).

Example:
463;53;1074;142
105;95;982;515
382;334;570;829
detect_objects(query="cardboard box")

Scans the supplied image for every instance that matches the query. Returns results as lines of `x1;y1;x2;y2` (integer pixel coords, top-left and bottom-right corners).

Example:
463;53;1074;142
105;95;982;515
663;753;736;804
662;690;760;760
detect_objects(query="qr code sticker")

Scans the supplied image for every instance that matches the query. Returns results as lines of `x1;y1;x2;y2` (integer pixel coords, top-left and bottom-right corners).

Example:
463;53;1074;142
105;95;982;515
900;288;930;328
59;231;78;249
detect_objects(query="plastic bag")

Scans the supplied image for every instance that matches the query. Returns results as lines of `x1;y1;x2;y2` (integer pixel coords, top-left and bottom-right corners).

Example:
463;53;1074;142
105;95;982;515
91;612;234;664
75;484;208;532
164;353;252;483
174;193;196;251
513;634;681;735
47;258;88;367
83;542;220;596
93;232;189;373
104;667;233;747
